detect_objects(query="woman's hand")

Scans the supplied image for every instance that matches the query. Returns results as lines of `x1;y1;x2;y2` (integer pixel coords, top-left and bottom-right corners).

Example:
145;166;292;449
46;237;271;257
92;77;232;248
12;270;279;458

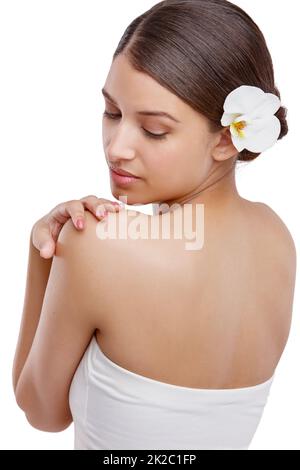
31;195;123;259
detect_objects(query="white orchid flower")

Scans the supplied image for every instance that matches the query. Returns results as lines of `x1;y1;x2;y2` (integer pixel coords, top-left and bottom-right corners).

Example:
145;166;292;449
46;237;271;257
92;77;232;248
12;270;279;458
220;85;281;153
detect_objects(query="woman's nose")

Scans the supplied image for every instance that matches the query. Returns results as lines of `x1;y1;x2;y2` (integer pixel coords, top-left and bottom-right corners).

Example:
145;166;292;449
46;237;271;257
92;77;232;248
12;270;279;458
106;120;139;157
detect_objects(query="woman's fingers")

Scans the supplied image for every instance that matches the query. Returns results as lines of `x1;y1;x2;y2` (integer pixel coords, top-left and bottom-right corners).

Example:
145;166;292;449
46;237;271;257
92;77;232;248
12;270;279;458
32;196;124;259
50;197;122;235
40;239;56;259
79;195;122;221
31;220;56;259
95;202;120;218
61;200;88;230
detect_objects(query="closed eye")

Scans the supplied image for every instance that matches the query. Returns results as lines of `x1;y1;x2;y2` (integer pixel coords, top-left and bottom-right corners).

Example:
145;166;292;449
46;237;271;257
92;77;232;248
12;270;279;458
102;111;168;140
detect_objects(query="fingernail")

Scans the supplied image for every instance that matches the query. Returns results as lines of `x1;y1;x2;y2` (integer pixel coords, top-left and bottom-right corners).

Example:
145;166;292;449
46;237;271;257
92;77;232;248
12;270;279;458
96;209;105;218
76;218;84;229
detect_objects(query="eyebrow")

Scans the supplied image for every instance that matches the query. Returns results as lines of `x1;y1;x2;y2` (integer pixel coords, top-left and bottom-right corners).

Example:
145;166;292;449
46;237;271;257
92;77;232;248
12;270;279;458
101;88;181;124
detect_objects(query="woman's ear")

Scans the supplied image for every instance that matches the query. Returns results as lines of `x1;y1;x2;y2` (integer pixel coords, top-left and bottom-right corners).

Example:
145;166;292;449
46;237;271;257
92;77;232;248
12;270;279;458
212;128;239;162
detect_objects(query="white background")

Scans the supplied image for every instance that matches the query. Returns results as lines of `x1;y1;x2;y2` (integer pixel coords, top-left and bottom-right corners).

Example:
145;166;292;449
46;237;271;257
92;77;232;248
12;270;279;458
0;0;298;449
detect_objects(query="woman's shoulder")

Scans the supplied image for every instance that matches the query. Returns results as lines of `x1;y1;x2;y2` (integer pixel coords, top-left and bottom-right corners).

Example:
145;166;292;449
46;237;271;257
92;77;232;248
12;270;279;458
56;209;146;319
251;201;296;260
76;208;149;264
243;201;297;300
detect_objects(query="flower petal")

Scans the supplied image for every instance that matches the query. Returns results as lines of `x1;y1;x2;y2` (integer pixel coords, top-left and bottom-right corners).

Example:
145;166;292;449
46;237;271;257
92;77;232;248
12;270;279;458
231;116;281;153
221;112;241;126
230;131;247;152
223;85;266;115
238;94;281;121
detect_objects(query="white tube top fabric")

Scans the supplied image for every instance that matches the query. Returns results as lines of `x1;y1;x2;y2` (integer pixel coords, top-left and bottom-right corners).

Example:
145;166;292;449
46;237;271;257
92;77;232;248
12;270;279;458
69;334;274;450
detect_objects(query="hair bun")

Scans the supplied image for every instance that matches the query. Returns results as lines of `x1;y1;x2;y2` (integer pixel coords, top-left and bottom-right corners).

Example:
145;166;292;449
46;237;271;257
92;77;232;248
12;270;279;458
275;105;288;140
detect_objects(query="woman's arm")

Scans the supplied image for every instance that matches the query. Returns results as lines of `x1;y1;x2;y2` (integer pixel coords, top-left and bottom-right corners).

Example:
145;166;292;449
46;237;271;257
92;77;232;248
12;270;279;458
12;211;102;432
12;195;119;391
12;230;53;393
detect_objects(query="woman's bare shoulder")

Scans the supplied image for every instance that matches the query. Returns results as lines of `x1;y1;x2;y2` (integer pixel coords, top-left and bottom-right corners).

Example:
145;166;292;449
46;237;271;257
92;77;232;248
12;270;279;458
254;202;296;253
81;209;155;307
248;202;297;287
82;207;150;260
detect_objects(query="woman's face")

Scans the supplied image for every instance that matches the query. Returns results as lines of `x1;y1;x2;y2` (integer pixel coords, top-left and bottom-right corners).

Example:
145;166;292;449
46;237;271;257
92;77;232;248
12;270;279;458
102;53;232;207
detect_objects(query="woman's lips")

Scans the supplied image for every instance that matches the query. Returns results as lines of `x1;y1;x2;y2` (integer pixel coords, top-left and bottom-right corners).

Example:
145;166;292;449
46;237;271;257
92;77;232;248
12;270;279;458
110;168;141;185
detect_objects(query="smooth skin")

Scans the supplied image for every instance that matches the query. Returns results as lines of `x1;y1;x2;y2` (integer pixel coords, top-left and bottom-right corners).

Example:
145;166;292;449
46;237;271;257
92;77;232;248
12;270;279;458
13;53;297;432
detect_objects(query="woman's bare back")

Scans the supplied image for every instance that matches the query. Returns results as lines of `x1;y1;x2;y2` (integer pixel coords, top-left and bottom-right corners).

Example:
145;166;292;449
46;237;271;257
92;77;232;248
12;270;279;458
90;199;296;389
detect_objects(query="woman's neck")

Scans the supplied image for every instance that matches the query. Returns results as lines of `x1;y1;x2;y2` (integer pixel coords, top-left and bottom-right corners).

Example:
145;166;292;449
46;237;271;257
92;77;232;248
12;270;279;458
152;160;241;215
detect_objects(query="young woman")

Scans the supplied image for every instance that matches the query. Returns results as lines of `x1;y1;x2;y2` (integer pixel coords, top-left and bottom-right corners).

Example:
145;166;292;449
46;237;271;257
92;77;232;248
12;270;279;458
13;0;296;450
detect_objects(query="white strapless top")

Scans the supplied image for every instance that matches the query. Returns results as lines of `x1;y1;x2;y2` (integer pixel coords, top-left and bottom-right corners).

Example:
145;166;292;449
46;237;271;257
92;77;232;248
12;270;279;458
69;334;274;450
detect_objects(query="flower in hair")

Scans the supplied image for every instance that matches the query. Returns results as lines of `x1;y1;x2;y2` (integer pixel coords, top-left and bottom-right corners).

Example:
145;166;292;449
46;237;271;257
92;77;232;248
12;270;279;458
220;85;281;153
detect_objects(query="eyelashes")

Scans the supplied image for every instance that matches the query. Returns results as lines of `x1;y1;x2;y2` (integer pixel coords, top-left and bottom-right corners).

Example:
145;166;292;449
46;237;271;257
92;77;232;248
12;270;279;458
102;111;168;140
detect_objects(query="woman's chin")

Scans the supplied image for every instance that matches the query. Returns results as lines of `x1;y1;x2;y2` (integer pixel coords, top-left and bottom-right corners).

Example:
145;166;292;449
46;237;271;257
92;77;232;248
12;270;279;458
110;188;141;206
110;183;160;207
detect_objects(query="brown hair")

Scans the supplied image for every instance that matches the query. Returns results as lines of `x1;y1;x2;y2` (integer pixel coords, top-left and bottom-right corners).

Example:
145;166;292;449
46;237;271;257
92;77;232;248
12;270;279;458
112;0;288;162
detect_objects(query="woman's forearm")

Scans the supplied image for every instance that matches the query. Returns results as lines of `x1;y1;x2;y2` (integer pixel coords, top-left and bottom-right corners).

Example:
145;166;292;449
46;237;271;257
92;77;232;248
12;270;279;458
12;228;53;393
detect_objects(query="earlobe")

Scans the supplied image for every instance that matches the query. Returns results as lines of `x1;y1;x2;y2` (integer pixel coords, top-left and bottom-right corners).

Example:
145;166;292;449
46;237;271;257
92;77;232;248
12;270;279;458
212;128;238;161
213;147;239;161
